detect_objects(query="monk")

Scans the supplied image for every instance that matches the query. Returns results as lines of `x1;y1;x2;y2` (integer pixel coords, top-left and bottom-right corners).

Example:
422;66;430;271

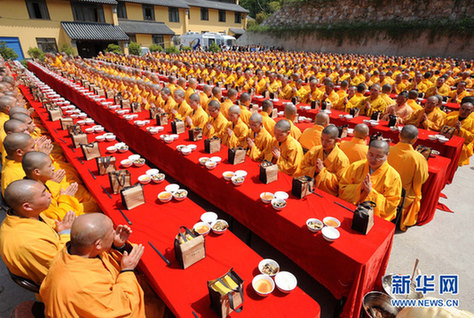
406;90;423;112
238;93;254;126
226;105;250;149
405;96;446;131
199;85;212;112
4;119;29;135
345;84;366;112
247;113;273;162
339;140;402;221
382;91;413;124
203;100;230;142
159;87;177;114
299;111;329;151
380;84;395;106
0;95;16;153
339;123;369;163
172;89;192;120
284;103;302;140
185;77;198;103
443;102;474;166
0;179;75;286
39;213;160;318
387;125;428;231
220;89;238;119
185;93;208;129
267;119;303;176
298;125;349;196
359;84;388;116
260;99;276;136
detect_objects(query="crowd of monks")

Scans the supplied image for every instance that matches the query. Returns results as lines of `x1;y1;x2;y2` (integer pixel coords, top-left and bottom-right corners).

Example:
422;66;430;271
0;48;472;317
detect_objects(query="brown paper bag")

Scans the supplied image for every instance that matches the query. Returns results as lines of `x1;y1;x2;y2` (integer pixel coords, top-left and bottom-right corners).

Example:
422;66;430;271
67;124;82;136
188;128;203;141
440;125;455;139
80;142;101;161
131;102;141;113
174;226;205;269
120;184;145;210
271;108;278;119
121;99;130;109
351;201;375;234
415;145;432;160
149;107;160;120
337;125;348;139
228;147;246;165
156;113;169;126
208;269;244;318
205;137;221;154
108;170;131;194
96;156;117;175
114;92;123;104
171;120;186;134
60;117;74;130
349;107;360;118
292;176;314;199
106;90;114;99
259;160;278;184
48;108;63;122
72;133;88;148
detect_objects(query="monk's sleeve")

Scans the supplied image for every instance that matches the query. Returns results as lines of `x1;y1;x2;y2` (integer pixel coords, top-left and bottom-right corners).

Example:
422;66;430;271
297;150;316;177
459;125;474;144
315;156;349;192
366;172;402;221
338;165;361;205
277;142;302;176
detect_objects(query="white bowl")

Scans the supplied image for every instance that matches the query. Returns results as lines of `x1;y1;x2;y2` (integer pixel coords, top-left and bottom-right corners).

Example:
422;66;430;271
323;216;341;228
85;119;94;125
151;173;165;183
205;161;217;170
322;227;340;242
120;159;132;168
199;157;210;165
138;174;151;185
85;127;94;134
193;222;211;236
165;184;180;193
160;134;169;140
106;146;117;153
135;120;145;127
117;145;129;153
146;168;159;176
231;175;245;186
70;114;79;118
187;144;197;151
274;191;289;200
306;218;323;232
170;134;179;140
128;154;141;161
173;189;188;201
275;271;297;293
211;219;229;234
181;147;192;155
157;191;172;203
116;109;130;115
438;136;449;143
258;259;280;277
428;135;437;141
105;134;116;141
210;156;221;164
133;158;146;167
77;120;87;126
222;171;234;181
94;126;104;133
155;126;164;132
164;137;174;143
148;128;159;135
260;192;274;204
271;198;287;211
95;135;105;142
201;211;218;224
234;170;247;178
252;274;275;297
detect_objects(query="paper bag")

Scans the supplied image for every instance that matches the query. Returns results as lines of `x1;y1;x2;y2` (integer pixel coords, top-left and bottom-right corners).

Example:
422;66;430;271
80;142;101;161
108;170;131;194
208;268;244;318
121;99;130;109
337;125;348;139
120;184;145;210
292;176;314;199
60;117;74;130
171;120;186;134
351;201;375;234
349;107;360;118
114;92;123;105
72;133;88;148
271;108;278;119
96;156;117;175
259;160;278;184
48;107;63;122
174;226;205;269
131;102;141;113
388;115;397;127
440;125;455;139
371;111;382;121
106;90;114;99
228;147;246;165
205;137;221;154
149;107;160;120
415;145;432;160
67;124;82;136
188;128;203;141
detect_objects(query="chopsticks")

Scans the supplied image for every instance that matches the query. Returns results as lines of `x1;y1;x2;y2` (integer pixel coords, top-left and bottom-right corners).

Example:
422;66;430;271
312;190;323;198
53;128;58;133
118;207;132;225
192;311;199;318
101;185;112;199
334;201;354;213
58;138;67;144
148;241;171;266
88;168;96;180
77;158;84;165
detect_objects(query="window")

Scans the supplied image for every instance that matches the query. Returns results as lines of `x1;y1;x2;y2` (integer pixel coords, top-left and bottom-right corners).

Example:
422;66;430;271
152;34;163;45
143;4;154;20
200;8;208;21
218;10;226;22
234;12;241;23
36;38;57;53
72;3;105;22
128;34;136;42
117;2;127;19
25;0;50;20
169;7;179;22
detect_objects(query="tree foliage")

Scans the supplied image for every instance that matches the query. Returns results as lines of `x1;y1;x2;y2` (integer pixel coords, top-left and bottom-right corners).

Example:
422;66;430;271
0;41;18;60
60;44;74;56
240;0;281;19
105;43;122;54
149;44;163;52
128;42;142;56
27;47;45;60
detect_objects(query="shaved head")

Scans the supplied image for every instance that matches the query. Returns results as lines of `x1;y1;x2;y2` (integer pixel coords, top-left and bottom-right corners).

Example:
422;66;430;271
208;99;221;110
4;179;41;212
71;213;112;248
10;113;32;123
322;125;339;139
400;125;418;142
354;123;369;139
4;119;27;134
275;119;291;133
3;132;32;157
249;112;263;124
22;151;50;177
189;93;200;102
229;105;241;115
284;103;297;120
0;95;15;112
315;111;329;126
369;139;390;154
9;107;29;116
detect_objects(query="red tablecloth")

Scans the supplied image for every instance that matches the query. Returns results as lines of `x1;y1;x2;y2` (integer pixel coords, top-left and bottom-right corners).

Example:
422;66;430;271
20;84;321;318
258;98;463;184
30;62;395;318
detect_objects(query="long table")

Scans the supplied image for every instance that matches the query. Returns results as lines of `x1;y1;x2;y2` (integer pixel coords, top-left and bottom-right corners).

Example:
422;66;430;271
20;84;321;318
30;62;395;318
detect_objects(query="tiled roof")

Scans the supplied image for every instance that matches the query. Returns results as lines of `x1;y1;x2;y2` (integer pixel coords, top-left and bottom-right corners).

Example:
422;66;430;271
72;0;118;4
119;0;189;8
229;27;245;34
185;0;249;13
119;20;175;35
61;22;130;41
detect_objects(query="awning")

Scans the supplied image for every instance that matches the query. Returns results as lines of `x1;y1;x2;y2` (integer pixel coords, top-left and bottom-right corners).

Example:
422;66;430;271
229;28;245;35
119;0;189;8
185;0;249;13
61;22;129;41
119;20;175;35
72;0;118;4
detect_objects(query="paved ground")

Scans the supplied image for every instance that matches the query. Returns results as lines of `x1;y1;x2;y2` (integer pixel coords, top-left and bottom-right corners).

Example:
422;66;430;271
0;162;472;317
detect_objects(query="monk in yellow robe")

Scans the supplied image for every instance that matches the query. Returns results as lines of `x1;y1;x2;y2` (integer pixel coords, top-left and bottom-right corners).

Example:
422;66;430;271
221;89;238;119
299;111;329;151
302;80;322;104
359;84;388;116
226;105;250;149
345;84;366;112
284;103;302;140
298;126;349;196
339;140;402;221
443;102;474;166
382;91;413;124
405;96;446;131
387;125;428;231
185;93;208;129
406;90;423;111
318;82;339;108
203;100;230;143
39;213;160;318
425;77;451;98
171;89;192;120
199;86;212;113
247;113;273;162
266;120;303;176
159;87;177;114
339;123;369;163
260;99;276;136
380;84;396;106
0;179;74;286
185;78;198;103
449;81;470;104
0;95;16;154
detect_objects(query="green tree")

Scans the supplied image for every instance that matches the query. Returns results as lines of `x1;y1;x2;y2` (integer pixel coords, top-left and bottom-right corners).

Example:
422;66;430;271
60;44;74;56
149;44;163;52
165;45;180;54
27;47;45;60
128;42;142;56
240;0;282;19
208;42;221;53
104;43;122;54
0;41;18;60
